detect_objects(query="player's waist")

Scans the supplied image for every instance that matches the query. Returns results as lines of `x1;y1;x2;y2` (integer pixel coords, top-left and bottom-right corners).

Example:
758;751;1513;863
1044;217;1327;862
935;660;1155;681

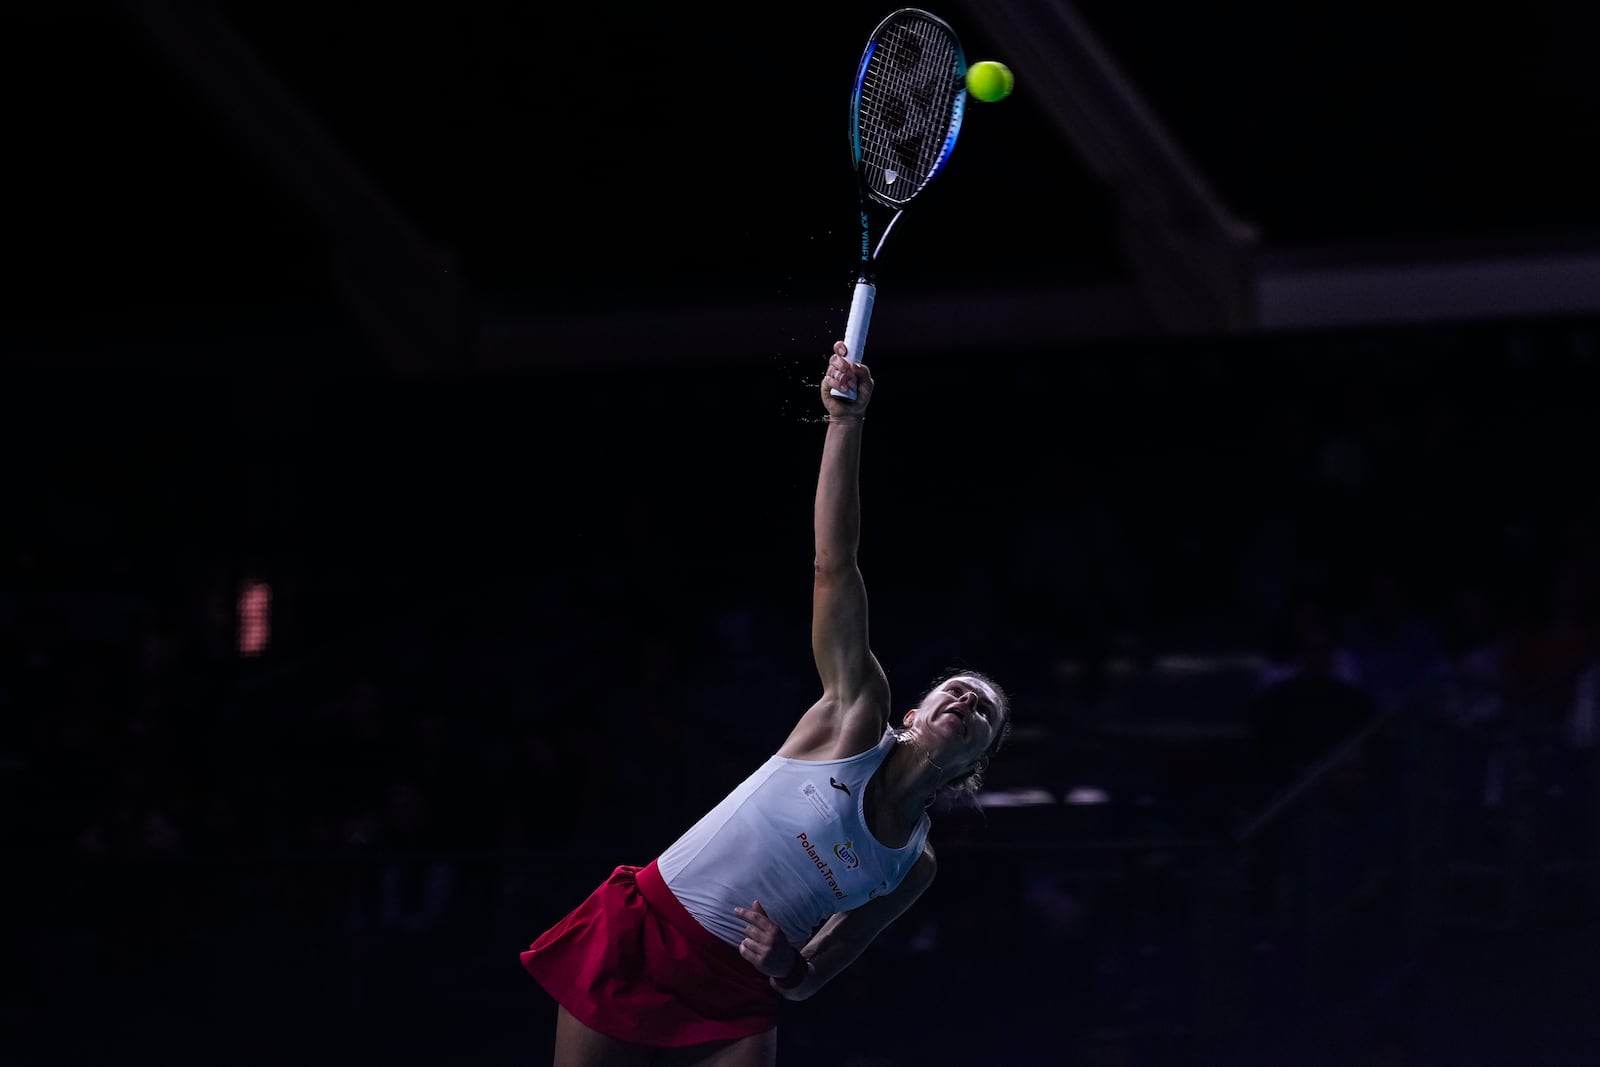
636;859;746;953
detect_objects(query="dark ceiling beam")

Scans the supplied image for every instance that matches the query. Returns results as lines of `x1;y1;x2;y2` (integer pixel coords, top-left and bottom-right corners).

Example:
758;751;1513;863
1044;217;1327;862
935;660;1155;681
1256;236;1600;330
955;0;1259;335
476;283;1152;370
115;1;468;375
475;238;1600;371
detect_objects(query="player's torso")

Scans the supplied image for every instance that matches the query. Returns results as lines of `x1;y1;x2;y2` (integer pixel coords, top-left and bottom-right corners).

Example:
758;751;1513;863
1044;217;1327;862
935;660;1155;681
657;731;928;944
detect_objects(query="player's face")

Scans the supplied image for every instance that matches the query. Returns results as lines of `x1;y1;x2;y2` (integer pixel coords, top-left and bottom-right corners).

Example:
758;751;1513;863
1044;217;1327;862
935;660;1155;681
912;676;1002;769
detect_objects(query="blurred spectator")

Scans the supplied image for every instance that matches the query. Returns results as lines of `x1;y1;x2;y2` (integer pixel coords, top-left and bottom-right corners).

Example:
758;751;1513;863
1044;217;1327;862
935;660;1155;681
355;779;455;935
1264;738;1409;1058
491;709;578;851
1437;578;1518;812
284;676;406;851
342;777;459;1012
1346;569;1449;715
1238;515;1302;644
1500;550;1600;720
1256;596;1364;692
603;630;723;849
1440;578;1510;727
1570;657;1599;753
1249;597;1378;794
73;759;186;860
1244;596;1382;949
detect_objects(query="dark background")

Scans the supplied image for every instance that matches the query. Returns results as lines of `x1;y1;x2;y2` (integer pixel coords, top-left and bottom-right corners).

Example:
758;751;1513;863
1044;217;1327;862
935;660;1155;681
6;3;1600;1065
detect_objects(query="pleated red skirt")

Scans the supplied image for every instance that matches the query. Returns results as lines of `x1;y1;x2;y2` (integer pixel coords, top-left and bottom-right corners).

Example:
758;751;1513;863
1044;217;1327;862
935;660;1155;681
520;859;783;1047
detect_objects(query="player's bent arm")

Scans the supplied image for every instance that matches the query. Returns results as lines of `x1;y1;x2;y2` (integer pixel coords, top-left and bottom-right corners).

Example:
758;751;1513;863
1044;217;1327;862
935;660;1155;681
771;845;936;1001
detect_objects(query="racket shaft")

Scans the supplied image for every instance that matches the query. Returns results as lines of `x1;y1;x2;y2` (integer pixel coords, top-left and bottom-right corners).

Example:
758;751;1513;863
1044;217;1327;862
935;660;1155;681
831;280;876;400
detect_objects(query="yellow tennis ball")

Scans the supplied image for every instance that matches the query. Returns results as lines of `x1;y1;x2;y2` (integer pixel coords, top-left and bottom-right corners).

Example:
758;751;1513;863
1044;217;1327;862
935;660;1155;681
966;60;1014;103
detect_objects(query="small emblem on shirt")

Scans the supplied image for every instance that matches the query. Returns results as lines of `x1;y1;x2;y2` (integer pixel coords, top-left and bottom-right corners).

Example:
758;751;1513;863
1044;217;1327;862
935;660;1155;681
796;832;847;900
833;840;861;870
829;776;852;796
801;782;834;819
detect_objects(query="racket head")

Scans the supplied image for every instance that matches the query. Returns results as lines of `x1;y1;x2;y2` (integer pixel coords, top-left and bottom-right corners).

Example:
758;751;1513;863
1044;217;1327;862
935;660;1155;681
849;8;968;210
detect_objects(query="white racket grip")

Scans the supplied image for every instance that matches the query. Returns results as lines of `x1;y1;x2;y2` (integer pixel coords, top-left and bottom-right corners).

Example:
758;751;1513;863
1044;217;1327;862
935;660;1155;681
831;280;876;400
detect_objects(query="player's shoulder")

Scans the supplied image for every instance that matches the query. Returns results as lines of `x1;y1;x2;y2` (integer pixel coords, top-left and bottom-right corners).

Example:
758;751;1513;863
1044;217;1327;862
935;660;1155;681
776;691;890;760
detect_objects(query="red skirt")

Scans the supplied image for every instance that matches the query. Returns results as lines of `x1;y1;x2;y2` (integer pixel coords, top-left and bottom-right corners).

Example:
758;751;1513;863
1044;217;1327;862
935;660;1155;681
520;859;783;1047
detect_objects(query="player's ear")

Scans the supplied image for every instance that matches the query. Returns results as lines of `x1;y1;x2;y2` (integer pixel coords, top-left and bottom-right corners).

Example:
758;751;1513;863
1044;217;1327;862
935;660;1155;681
903;710;915;726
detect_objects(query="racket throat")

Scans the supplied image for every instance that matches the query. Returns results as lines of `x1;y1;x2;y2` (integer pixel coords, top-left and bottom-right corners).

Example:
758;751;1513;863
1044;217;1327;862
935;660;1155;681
871;210;905;267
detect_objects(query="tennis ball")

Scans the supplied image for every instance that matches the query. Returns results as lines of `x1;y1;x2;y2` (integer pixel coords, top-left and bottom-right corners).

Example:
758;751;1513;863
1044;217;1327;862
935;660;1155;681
966;60;1014;103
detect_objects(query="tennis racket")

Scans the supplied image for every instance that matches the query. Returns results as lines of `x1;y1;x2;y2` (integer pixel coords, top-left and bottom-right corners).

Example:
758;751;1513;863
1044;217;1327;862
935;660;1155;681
832;7;969;400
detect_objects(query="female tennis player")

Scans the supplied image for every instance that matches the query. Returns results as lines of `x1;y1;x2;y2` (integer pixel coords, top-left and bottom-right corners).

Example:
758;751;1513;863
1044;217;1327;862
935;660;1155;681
521;340;1012;1066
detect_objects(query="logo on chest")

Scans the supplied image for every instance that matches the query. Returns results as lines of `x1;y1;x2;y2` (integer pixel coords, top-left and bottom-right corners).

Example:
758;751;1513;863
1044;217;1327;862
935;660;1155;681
794;832;848;900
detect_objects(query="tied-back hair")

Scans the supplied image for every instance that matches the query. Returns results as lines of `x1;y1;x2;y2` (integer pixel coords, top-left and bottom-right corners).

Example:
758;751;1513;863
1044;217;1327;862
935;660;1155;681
892;668;1013;805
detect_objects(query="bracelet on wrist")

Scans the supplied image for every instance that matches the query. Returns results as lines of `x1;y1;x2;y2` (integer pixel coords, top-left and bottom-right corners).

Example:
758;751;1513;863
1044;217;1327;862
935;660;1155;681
774;954;809;990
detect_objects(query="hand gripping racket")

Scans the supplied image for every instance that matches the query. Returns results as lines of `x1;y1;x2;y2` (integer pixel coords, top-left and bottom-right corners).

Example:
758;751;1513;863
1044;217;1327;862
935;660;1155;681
832;8;969;400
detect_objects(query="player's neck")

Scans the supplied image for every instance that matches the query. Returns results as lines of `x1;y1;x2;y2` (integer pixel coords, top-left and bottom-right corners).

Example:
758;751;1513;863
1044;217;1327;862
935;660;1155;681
880;741;944;821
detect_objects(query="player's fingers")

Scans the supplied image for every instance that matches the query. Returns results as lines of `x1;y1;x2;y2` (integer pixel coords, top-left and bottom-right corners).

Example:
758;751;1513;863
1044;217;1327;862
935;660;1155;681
834;341;848;357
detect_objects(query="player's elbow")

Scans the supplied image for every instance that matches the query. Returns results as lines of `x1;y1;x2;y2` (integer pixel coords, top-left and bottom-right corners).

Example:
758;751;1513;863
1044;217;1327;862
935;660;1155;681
813;552;855;580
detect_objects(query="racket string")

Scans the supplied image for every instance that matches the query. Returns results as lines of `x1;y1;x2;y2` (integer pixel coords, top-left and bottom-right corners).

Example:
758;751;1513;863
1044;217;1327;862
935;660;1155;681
856;13;963;205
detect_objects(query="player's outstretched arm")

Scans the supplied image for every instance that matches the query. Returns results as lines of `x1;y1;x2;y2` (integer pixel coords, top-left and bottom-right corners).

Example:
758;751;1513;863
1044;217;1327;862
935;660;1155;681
813;342;887;706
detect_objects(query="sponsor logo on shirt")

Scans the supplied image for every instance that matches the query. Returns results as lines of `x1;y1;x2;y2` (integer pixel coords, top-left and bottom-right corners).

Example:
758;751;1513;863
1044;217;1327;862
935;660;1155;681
800;783;834;819
795;831;847;900
833;840;861;870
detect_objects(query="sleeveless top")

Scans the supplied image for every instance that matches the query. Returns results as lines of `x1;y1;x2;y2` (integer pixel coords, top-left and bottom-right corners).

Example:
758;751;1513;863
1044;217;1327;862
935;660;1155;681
655;728;931;947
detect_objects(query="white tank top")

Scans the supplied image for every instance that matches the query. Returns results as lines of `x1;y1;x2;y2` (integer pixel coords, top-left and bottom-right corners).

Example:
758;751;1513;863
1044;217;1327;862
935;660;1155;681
656;728;931;948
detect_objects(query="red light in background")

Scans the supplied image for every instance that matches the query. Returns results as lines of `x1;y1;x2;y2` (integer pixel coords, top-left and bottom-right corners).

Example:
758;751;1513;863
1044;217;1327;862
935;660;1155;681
237;579;272;656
